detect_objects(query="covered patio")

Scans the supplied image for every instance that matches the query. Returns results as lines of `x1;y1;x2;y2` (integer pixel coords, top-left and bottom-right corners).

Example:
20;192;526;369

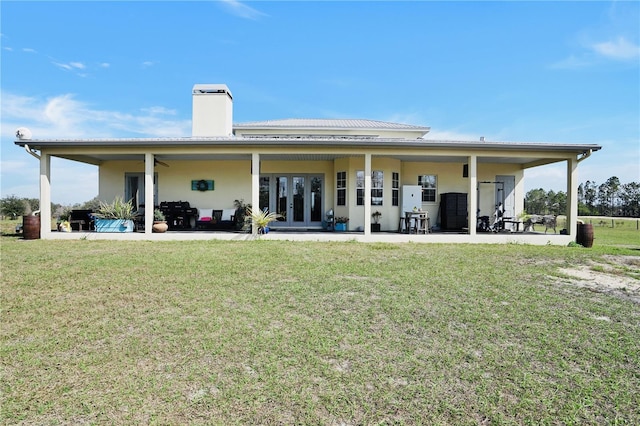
18;136;596;245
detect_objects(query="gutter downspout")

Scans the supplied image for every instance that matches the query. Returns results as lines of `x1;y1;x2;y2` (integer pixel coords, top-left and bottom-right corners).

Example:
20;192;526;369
24;144;41;160
577;149;592;163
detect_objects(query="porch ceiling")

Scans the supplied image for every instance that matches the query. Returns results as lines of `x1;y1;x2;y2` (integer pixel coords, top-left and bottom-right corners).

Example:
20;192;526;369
55;152;555;167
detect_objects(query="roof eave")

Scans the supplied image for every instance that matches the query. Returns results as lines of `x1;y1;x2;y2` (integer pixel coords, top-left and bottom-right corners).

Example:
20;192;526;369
14;137;602;154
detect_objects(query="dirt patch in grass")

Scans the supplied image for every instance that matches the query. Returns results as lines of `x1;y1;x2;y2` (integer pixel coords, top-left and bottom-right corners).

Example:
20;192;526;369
555;255;640;304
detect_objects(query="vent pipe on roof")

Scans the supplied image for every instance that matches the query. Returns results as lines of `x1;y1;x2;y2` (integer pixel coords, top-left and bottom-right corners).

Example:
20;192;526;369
192;84;233;137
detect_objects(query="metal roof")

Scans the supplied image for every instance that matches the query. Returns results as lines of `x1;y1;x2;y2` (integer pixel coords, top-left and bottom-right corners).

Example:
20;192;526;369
234;118;430;132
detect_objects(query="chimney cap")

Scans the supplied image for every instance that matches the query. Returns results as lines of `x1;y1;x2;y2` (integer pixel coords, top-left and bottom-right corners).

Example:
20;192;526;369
192;84;232;99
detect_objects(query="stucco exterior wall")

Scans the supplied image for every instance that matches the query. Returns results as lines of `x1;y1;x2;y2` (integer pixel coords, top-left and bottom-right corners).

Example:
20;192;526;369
98;163;126;202
99;160;253;210
401;162;524;228
99;157;524;232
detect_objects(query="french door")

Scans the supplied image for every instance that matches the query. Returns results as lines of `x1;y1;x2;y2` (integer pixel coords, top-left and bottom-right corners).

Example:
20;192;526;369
260;174;324;227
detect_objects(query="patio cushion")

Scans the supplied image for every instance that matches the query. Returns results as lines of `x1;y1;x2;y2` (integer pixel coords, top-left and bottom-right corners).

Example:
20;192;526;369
197;208;214;220
221;208;235;221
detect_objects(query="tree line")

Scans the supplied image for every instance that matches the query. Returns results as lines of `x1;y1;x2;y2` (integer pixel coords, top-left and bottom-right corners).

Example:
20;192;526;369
0;195;101;220
525;176;640;217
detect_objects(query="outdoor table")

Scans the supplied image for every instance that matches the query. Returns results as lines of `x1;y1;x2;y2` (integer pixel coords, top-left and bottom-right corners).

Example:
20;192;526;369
404;211;430;234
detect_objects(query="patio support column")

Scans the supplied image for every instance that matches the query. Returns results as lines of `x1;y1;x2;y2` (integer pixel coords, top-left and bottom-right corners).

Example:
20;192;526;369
364;153;371;235
39;152;51;238
144;153;154;235
567;157;578;238
251;153;260;235
468;155;477;236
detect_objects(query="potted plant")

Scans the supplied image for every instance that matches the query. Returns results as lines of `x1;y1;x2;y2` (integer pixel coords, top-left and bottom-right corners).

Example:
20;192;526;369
152;209;168;233
371;210;382;232
334;216;349;232
248;207;281;235
94;196;136;233
234;199;252;231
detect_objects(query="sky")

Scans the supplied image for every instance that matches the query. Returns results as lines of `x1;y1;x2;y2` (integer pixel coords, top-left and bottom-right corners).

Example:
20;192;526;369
1;0;639;205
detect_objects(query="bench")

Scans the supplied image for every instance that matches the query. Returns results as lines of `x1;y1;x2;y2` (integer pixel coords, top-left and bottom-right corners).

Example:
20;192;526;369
196;208;236;230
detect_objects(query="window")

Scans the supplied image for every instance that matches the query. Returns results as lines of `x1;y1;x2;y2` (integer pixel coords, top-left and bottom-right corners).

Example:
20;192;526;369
372;170;383;206
259;177;270;211
336;171;346;206
356;171;364;206
392;172;399;206
418;175;437;202
356;170;383;206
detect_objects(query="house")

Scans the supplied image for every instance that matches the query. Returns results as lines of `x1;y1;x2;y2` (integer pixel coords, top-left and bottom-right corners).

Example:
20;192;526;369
15;83;601;244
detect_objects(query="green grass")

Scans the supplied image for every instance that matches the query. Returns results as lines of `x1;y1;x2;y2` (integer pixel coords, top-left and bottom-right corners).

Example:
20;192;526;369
579;216;640;248
1;221;639;425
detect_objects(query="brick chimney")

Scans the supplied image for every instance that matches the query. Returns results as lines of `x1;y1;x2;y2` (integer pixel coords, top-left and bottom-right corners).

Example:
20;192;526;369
191;84;233;137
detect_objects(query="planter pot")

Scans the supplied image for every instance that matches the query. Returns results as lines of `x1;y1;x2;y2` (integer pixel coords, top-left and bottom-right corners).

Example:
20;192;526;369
95;218;134;233
152;221;169;233
335;223;347;232
371;223;381;232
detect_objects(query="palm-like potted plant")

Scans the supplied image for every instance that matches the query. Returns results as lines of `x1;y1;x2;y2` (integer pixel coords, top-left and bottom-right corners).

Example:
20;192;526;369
94;196;137;233
334;216;349;232
247;207;281;234
152;209;168;233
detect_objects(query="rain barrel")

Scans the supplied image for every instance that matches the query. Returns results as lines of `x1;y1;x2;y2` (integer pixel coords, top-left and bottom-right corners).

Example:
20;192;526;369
23;215;41;240
577;223;594;248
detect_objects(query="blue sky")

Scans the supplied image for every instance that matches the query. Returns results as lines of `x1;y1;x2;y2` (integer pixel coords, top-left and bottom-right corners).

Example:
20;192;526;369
1;0;639;205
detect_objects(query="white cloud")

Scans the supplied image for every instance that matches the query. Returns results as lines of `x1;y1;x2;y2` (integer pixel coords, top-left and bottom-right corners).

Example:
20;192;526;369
219;0;267;20
549;54;594;70
53;62;73;71
1;91;191;139
50;160;99;205
524;164;567;193
1;91;191;204
141;106;177;116
22;48;37;53
53;61;87;73
591;36;640;60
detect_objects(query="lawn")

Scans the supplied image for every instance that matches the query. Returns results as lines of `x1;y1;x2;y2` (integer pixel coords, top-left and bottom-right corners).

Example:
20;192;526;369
1;220;639;425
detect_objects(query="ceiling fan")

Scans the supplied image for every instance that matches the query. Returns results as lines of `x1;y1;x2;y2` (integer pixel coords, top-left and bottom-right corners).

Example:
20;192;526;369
138;158;170;167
